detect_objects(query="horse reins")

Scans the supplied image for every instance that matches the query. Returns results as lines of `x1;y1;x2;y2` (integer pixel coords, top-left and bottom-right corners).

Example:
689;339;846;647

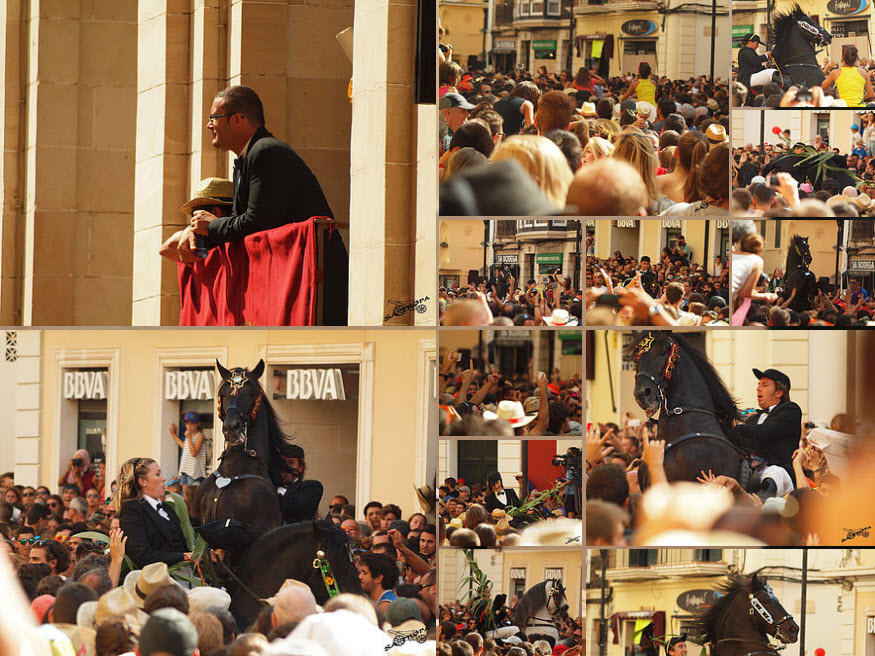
715;586;794;656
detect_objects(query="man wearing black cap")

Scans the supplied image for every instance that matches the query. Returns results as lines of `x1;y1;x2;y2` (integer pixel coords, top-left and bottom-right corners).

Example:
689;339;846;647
484;472;522;513
738;34;771;101
733;368;802;485
666;634;688;656
277;446;324;524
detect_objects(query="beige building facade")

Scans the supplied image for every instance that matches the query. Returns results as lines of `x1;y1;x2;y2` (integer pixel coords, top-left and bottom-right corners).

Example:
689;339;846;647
4;328;436;520
440;0;489;66
573;0;730;79
732;109;865;155
440;547;582;618
0;0;435;327
586;219;731;275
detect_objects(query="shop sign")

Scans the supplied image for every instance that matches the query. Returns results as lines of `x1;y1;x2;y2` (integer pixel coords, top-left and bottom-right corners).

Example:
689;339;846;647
662;219;682;228
716;219;730;229
63;371;108;400
850;259;875;271
732;24;754;38
827;0;867;16
535;253;563;265
286;369;346;401
868;616;875;633
621;20;657;36
615;219;637;228
495;40;516;52
533;40;557;59
585;220;596;227
496;253;519;264
165;370;214;400
677;589;721;612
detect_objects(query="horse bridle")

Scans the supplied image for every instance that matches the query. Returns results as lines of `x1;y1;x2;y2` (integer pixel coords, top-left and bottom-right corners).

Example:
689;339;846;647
525;580;569;628
716;584;793;656
634;335;717;420
216;370;264;459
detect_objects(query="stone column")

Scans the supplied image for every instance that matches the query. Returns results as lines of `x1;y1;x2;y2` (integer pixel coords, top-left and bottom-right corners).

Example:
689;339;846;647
132;1;192;325
14;329;41;485
348;0;419;325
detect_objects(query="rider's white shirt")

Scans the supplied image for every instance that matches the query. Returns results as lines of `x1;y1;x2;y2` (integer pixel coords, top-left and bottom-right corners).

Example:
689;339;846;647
494;490;507;505
757;404;778;424
144;494;170;521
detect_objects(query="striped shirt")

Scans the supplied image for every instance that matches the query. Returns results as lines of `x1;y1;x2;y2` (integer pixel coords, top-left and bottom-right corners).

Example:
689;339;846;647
178;432;206;479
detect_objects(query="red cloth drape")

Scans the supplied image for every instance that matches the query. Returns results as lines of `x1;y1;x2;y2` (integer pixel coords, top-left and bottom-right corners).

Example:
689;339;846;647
178;218;319;326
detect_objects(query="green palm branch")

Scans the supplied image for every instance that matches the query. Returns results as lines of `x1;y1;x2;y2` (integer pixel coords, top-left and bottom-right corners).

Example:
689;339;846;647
458;549;495;631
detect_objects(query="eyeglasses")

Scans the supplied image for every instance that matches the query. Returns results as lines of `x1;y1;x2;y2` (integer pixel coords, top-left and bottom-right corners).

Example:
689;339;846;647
18;536;39;545
207;112;239;123
22;492;35;497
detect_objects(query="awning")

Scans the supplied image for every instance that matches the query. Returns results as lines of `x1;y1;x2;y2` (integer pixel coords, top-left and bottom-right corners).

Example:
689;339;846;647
610;611;665;645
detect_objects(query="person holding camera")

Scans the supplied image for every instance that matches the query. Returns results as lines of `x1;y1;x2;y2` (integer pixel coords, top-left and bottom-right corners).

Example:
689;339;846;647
57;449;96;497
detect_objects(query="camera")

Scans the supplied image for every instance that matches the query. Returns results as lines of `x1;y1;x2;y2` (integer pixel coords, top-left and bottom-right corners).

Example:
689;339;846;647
552;447;582;474
794;84;813;104
72;457;83;467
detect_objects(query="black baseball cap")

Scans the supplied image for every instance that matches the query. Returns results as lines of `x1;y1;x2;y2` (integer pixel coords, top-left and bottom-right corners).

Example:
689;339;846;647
741;34;764;45
752;368;791;390
667;634;687;652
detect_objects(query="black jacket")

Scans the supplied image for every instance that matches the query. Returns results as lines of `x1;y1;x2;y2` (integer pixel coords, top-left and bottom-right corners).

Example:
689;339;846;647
738;46;769;89
206;126;334;246
733;401;803;485
119;497;189;568
278;478;324;524
484;488;522;513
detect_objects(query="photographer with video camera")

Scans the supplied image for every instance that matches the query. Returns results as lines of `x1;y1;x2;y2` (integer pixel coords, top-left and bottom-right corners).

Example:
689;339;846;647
57;449;96;496
553;447;583;518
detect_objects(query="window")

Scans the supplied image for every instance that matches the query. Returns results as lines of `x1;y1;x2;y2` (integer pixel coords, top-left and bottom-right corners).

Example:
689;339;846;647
510;568;527;599
628;550;658;567
531;1;543;15
852;219;875;242
517;0;530;17
694;549;723;562
547;0;560;15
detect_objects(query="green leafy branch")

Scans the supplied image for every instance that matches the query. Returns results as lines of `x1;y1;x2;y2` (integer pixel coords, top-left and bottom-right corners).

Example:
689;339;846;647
457;549;494;631
506;479;566;519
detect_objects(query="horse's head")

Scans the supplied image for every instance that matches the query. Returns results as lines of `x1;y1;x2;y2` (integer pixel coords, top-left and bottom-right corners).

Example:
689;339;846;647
748;573;799;645
631;331;679;417
216;359;265;446
547;579;569;620
774;4;831;51
790;234;813;267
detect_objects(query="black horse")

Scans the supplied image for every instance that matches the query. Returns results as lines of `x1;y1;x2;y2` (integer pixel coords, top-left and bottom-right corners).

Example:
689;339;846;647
782;235;817;313
690;573;799;656
229;520;362;628
630;332;747;489
193;360;301;552
771;4;831;88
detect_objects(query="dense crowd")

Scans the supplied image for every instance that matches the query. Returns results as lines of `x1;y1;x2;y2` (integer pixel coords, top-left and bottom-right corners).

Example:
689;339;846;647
732;129;875;217
439;272;581;326
731;220;875;326
437;602;582;656
438;61;730;216
0;451;437;656
585;235;730;326
437;460;581;548
585;416;850;546
439;353;582;437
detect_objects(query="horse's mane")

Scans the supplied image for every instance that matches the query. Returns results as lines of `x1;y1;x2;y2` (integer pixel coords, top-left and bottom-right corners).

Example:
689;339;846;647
671;334;742;430
689;574;752;645
771;4;808;48
513;580;549;631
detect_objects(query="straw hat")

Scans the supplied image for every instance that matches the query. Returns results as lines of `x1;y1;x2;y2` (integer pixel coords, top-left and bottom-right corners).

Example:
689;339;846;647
543;308;578;326
124;562;178;608
580;101;597;117
705;123;729;145
188;586;232;612
266;578;311;605
415;484;435;513
856;193;872;211
179;178;234;216
482;400;536;427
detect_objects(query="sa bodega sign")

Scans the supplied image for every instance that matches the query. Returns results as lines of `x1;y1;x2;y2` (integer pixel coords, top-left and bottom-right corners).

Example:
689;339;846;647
63;370;108;400
286;369;346;401
621;20;658;36
165;370;214;400
827;0;868;16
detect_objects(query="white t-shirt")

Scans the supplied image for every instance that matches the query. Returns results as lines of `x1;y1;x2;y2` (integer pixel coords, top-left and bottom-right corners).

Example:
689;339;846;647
732;251;763;302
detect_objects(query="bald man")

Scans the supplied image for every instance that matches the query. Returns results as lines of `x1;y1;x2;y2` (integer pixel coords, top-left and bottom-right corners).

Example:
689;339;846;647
566;159;648;216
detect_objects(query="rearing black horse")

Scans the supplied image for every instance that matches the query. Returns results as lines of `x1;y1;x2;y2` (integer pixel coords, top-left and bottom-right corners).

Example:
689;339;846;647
193;360;300;548
771;4;831;88
782;235;817;313
631;332;746;489
690;573;799;656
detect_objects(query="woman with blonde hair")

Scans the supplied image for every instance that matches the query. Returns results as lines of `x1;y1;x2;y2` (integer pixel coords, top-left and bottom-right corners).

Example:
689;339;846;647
613;131;673;214
491;135;573;209
114;457;192;568
582;136;614;164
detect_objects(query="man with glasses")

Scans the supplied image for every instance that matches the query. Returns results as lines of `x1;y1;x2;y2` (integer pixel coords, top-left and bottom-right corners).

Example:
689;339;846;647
14;525;37;559
178;85;348;324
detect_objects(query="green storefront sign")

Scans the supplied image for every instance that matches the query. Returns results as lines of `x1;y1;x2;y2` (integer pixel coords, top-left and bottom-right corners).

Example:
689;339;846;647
536;252;562;273
732;24;753;47
533;39;557;60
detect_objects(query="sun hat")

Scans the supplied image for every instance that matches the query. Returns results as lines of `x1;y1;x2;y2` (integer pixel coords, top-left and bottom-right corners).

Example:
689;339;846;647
188;586;232;613
178;178;233;217
482;401;536;427
124;562;179;608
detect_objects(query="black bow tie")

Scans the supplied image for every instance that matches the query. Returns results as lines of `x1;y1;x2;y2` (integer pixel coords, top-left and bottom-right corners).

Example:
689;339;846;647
157;501;167;512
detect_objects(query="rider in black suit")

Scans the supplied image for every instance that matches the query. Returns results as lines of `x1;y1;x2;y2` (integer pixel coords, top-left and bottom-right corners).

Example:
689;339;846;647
732;368;802;486
116;458;190;568
737;34;771;103
483;472;523;513
277;446;324;524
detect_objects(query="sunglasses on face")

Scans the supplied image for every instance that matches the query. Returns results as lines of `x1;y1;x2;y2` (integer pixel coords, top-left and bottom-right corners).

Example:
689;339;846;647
22;492;35;497
18;536;39;544
48;501;59;507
